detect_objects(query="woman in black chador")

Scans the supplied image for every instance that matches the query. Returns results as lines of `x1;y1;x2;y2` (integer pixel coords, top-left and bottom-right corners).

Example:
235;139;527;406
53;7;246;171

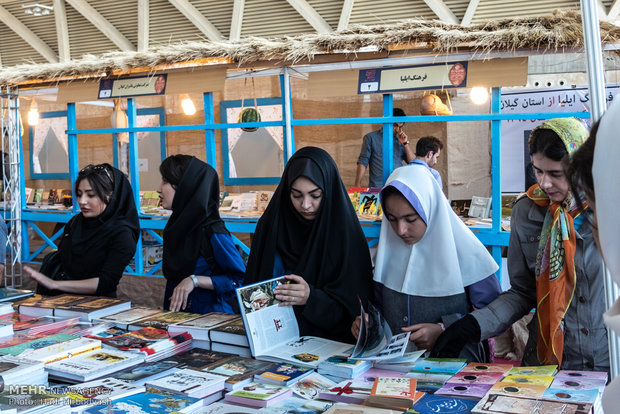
158;155;245;313
26;164;139;297
245;146;373;343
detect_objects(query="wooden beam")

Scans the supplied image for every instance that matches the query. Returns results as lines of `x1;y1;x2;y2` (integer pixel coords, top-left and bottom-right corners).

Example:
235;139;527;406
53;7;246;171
230;0;244;41
337;0;354;31
609;0;620;20
422;0;458;25
138;0;149;51
168;0;223;41
286;0;332;33
65;0;135;51
0;6;58;63
53;0;70;61
461;0;480;26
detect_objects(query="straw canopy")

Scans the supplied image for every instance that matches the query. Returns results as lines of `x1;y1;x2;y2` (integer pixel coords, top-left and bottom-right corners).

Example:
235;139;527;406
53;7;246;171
1;9;618;85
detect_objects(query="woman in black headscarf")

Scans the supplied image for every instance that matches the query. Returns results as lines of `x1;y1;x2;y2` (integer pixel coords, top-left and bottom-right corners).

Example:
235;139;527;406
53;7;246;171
158;155;245;314
245;146;373;343
25;163;139;297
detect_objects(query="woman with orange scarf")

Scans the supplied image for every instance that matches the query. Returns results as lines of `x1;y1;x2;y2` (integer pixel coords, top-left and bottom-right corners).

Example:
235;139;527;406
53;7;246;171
432;118;608;372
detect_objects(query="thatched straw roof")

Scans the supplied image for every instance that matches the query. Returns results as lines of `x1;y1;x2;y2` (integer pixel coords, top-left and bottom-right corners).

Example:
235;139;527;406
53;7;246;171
2;9;619;86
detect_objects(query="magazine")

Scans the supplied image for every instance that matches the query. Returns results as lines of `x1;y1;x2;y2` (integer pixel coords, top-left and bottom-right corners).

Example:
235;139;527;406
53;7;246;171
350;301;409;360
235;276;352;368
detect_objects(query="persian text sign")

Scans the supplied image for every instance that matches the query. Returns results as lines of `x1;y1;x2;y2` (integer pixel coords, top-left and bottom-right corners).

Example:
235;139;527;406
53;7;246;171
98;74;167;99
358;62;468;94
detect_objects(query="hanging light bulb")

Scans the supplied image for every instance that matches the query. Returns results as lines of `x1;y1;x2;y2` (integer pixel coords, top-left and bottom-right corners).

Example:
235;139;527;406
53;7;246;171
27;99;39;125
181;95;196;116
470;87;489;105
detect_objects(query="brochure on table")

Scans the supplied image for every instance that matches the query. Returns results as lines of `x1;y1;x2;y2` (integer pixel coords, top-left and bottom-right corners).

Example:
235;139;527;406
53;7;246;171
236;276;352;368
351;300;409;360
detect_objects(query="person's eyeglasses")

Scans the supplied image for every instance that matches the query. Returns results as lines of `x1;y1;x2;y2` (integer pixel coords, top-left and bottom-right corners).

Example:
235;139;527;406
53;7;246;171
80;164;113;182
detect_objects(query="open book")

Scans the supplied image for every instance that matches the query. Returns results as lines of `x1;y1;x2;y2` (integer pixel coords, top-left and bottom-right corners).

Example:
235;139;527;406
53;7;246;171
235;276;352;368
351;300;410;360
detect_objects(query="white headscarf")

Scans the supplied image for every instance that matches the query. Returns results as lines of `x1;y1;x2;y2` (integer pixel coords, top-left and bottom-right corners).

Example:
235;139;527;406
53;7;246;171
595;98;620;412
373;164;498;297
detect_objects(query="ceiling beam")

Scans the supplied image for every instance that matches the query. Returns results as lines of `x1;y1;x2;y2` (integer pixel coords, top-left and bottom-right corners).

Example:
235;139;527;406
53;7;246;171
598;0;609;20
138;0;149;51
422;0;458;25
230;0;244;41
0;6;58;63
338;0;355;31
286;0;332;33
65;0;135;51
461;0;480;26
609;0;620;20
168;0;223;41
53;0;70;61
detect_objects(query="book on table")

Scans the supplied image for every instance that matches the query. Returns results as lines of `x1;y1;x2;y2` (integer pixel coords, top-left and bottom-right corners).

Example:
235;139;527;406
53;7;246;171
167;311;240;341
290;372;336;400
0;313;80;335
13;336;102;364
413;393;479;414
164;348;233;371
204;355;275;391
254;362;314;386
235;276;353;368
45;347;145;383
18;294;93;317
127;310;202;331
67;377;145;412
224;382;293;408
53;296;131;321
93;306;164;330
366;377;420;410
145;368;227;398
209;316;249;347
80;392;204;414
111;359;184;385
471;393;592;414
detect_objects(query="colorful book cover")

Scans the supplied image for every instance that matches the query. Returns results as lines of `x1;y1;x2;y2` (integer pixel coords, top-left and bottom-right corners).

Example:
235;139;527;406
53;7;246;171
542;387;601;404
506;364;557;377
461;362;513;375
318;379;374;404
486;381;548;398
357;191;380;216
97;307;163;324
413;393;478;414
472;393;593;414
435;382;492;400
0;333;78;356
255;362;314;385
370;377;416;399
263;397;333;414
112;359;182;383
166;348;232;371
81;392;203;414
226;382;291;401
502;374;555;387
102;326;169;350
85;325;130;341
550;375;607;391
448;370;505;385
17;336;101;364
67;377;145;406
410;359;467;376
291;372;336;400
206;356;274;379
146;368;226;394
130;311;202;330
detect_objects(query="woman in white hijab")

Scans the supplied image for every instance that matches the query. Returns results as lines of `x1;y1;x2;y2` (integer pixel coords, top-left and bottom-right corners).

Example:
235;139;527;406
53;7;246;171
352;164;500;361
568;97;620;411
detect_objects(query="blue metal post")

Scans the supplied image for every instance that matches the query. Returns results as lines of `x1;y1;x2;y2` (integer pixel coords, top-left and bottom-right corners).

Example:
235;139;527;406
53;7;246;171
17;116;29;260
126;98;143;274
67;103;79;213
281;71;295;161
203;92;216;168
490;87;503;279
382;94;394;185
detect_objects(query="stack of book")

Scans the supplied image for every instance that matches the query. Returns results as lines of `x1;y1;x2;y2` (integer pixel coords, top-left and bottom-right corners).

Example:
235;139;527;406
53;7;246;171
81;392;204;414
0;354;47;387
126;310;201;331
146;368;227;399
1;313;80;335
224;382;293;408
100;326;192;362
209;316;251;357
67;377;145;412
168;312;240;350
93;306;164;330
45;347;146;383
254;362;314;387
317;356;371;381
204;355;275;391
53;297;131;321
366;377;424;410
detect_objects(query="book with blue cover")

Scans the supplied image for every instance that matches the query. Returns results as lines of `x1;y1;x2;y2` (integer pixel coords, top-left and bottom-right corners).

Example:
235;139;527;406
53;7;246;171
413;393;478;413
255;362;314;386
82;392;203;413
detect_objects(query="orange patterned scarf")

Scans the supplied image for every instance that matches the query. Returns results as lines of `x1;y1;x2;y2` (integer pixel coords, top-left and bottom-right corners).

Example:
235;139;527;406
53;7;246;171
527;184;587;366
